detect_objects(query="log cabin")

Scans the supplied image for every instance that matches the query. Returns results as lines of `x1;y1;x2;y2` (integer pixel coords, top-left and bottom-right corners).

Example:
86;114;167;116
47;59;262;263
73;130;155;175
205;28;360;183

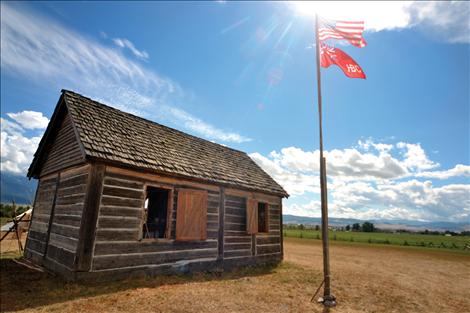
24;90;288;281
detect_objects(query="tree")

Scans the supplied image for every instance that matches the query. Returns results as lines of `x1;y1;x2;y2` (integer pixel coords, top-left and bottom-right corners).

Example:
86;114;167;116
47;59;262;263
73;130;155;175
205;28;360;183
345;224;351;231
299;224;305;230
362;222;375;232
315;225;320;231
352;223;361;231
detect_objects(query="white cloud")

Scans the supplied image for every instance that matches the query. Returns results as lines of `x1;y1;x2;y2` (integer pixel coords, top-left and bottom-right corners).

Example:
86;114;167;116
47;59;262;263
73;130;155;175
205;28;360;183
0;112;49;174
291;1;470;43
416;164;470;180
0;3;249;144
112;37;149;60
252;139;470;222
6;111;49;129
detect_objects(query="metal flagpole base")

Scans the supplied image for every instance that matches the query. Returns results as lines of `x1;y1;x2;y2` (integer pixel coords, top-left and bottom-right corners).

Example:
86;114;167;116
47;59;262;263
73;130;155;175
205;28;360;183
317;294;337;307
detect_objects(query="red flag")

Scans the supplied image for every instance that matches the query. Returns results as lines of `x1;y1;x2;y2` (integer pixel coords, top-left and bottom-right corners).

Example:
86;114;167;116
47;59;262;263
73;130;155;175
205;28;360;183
320;44;366;79
318;19;367;48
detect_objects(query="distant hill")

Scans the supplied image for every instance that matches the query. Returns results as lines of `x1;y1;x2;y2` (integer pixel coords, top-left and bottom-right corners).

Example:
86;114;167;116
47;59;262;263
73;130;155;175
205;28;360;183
1;173;37;205
283;214;469;232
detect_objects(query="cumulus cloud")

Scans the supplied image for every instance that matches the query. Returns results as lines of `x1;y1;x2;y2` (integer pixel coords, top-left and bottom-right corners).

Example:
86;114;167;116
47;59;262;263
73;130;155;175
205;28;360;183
291;1;470;43
0;112;49;174
112;37;149;60
0;3;250;143
416;164;470;180
251;139;470;222
6;111;49;129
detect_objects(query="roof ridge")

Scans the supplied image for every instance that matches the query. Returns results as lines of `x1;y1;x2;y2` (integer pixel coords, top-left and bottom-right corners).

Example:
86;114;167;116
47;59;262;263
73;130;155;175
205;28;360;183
61;89;249;156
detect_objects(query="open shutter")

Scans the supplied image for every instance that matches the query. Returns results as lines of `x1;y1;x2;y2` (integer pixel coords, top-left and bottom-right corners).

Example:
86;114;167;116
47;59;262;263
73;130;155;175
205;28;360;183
247;199;258;234
176;189;208;241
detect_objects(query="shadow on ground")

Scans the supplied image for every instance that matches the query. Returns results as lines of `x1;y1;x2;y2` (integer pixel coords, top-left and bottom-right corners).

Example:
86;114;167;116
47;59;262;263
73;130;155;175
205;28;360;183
0;257;283;312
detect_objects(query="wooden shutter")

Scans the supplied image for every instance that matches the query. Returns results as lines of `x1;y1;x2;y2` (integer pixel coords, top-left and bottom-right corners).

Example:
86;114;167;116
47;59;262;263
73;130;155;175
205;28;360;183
247;199;258;234
176;189;208;241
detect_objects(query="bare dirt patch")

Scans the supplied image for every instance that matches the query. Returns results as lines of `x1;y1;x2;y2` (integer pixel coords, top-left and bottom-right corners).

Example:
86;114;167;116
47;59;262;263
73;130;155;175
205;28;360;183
1;237;469;313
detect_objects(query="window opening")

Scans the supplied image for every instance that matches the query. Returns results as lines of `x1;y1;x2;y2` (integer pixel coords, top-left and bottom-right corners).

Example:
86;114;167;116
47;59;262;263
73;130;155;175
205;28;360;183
143;186;169;239
258;202;268;233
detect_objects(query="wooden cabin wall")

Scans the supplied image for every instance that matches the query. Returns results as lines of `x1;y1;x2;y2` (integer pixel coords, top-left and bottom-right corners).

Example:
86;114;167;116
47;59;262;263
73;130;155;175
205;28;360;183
39;113;85;177
24;165;89;274
90;167;220;272
24;176;59;263
223;194;282;261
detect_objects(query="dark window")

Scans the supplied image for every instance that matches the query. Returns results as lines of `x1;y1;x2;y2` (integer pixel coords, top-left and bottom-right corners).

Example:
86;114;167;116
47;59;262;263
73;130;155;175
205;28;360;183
143;187;169;239
258;202;268;233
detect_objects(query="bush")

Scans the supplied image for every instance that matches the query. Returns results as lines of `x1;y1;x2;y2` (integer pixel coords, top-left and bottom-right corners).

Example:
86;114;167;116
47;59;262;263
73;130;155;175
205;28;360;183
0;203;31;218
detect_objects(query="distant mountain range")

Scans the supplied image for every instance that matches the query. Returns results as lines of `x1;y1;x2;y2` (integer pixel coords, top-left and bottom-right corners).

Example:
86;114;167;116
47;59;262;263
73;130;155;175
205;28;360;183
283;214;470;232
1;173;37;205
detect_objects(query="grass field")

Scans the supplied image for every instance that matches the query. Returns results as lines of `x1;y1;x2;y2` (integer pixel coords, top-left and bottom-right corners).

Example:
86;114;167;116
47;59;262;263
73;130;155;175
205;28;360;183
284;228;470;251
1;236;469;313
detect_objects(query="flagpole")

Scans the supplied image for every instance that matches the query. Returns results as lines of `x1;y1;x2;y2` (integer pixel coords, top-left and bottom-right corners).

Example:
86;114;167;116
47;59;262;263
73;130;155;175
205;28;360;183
314;14;336;307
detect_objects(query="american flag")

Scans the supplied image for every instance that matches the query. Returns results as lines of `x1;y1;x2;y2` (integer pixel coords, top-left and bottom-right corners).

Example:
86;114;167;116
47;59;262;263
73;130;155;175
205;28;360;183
318;18;367;48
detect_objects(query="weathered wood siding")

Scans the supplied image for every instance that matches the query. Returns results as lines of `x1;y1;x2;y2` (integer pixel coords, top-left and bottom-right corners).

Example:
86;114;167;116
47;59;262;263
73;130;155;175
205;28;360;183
25;165;89;272
91;167;219;272
223;194;282;260
24;175;59;262
44;165;89;270
40;113;84;177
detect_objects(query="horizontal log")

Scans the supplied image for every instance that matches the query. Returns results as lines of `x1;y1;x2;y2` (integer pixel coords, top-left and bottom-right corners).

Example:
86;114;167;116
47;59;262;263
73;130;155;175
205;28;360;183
25;237;46;254
46;244;76;268
224;243;251;251
104;177;144;190
99;206;143;219
97;216;141;229
58;174;88;189
101;195;142;208
95;228;140;241
56;184;87;197
92;248;218;270
225;207;246;217
256;236;280;245
207;221;218;230
49;232;78;252
51;223;80;239
52;214;82;227
94;239;218;256
55;194;86;206
30;221;48;233
224;214;245;224
28;230;48;242
207;230;218;239
224;236;252;244
54;203;84;216
207;213;218;223
102;186;143;199
224;230;248;236
256;244;281;255
224;249;252;258
207;206;218;214
225;195;246;204
225;222;246;231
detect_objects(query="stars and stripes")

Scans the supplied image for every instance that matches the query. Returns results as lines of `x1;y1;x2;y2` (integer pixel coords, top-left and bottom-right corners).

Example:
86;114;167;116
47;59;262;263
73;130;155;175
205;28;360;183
318;19;367;48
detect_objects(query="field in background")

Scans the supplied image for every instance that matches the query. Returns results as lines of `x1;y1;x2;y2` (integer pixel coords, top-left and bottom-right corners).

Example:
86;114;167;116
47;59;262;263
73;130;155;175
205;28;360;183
284;228;470;251
1;237;469;313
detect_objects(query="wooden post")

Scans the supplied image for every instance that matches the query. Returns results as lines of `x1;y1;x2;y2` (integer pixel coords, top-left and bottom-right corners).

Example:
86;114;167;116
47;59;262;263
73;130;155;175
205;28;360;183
315;14;336;307
75;163;105;272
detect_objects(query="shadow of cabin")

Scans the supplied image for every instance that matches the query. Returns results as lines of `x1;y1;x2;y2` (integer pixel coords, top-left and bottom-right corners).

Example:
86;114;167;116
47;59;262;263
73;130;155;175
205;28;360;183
23;90;289;281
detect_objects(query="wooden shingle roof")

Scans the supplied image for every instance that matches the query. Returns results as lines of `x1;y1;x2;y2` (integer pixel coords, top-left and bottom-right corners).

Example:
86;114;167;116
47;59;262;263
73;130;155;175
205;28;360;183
29;90;288;197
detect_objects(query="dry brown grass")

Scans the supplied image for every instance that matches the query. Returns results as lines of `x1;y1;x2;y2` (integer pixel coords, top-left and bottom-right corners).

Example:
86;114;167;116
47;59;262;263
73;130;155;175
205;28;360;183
1;237;469;313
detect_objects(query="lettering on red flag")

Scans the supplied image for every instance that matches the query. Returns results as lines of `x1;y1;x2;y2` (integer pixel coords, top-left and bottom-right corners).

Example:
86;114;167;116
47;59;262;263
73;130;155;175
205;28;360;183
320;44;366;79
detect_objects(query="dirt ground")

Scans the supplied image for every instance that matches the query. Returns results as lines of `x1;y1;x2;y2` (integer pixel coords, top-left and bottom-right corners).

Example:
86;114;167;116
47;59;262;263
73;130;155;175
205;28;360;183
1;237;469;313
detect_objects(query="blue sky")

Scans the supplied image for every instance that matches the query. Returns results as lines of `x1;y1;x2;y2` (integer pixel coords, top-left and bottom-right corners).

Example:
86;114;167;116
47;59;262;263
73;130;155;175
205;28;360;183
1;1;469;223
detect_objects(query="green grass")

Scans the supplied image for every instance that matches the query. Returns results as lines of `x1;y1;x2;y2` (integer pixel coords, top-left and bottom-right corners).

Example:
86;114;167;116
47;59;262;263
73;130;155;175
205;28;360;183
284;228;470;251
